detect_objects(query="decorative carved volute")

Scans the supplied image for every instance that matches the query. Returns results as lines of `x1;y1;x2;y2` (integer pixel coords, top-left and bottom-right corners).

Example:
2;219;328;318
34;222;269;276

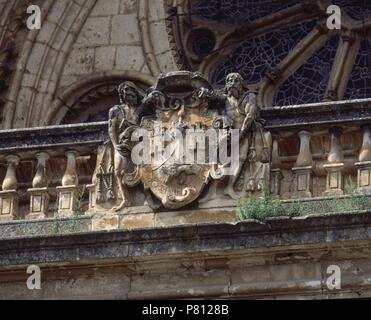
2;155;20;191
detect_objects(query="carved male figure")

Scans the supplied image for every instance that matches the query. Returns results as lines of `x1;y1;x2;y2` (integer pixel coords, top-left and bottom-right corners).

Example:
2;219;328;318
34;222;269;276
108;81;143;210
200;73;271;202
224;73;271;197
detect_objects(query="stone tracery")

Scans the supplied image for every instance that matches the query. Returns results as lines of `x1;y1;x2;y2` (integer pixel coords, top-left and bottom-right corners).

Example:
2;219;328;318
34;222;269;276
344;39;371;100
194;0;298;25
274;35;340;105
211;20;316;87
167;0;371;106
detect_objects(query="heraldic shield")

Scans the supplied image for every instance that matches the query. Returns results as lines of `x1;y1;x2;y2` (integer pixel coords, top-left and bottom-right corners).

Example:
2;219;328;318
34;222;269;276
137;72;226;209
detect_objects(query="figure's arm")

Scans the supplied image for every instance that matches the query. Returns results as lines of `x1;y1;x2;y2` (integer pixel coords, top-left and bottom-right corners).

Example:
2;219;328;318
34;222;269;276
197;88;228;116
241;92;257;134
108;107;119;148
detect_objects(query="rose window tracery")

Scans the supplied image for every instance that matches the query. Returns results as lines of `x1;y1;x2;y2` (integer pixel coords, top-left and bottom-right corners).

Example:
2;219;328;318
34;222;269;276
166;0;371;106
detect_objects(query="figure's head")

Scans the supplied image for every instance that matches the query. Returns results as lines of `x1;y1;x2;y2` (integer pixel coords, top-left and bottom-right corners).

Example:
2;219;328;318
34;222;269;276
224;73;245;99
118;81;142;106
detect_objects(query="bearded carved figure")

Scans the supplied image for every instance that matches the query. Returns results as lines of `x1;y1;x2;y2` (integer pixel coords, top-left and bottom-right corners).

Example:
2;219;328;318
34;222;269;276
200;73;272;202
225;73;272;196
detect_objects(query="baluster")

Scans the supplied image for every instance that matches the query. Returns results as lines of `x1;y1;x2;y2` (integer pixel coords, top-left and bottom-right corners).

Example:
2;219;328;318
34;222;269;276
27;152;50;219
270;134;283;197
57;150;80;216
0;155;20;220
87;146;103;212
355;125;371;193
292;131;313;198
323;127;344;196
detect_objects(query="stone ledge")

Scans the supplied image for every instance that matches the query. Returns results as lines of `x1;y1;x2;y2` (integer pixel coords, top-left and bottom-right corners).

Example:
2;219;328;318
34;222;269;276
0;121;107;154
262;98;371;130
1;211;371;267
0;216;92;239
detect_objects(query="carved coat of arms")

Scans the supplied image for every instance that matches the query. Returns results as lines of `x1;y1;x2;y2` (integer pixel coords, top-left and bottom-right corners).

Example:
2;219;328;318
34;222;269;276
137;71;224;209
93;71;272;212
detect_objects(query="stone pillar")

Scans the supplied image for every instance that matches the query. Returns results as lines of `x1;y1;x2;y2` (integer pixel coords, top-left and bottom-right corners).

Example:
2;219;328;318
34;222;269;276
270;134;283;197
292;131;313;198
27;152;50;219
323;127;344;196
0;155;20;220
57;151;79;216
355;125;371;193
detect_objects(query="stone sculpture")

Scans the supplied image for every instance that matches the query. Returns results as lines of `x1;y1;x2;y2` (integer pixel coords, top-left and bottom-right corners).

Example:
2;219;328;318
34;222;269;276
92;71;272;211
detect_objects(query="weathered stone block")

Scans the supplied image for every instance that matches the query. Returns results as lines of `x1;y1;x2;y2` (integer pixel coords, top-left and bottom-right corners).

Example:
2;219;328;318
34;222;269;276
115;45;144;71
155;209;236;228
92;212;119;231
292;166;313;198
111;15;140;45
120;213;155;230
64;47;94;75
91;0;120;16
356;161;371;192
27;188;50;219
75;17;110;46
323;163;344;196
57;186;79;217
94;46;116;71
0;191;18;221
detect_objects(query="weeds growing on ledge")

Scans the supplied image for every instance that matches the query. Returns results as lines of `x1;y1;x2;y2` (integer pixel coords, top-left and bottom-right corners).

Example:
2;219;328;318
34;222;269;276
237;184;303;222
330;182;369;213
237;181;371;222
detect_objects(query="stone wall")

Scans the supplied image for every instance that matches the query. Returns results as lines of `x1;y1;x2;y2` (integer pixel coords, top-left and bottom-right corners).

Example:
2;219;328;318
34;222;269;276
0;0;177;129
2;212;371;299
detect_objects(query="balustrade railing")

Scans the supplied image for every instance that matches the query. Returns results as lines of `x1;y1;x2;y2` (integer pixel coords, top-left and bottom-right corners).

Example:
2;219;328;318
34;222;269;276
0;122;106;221
1;99;371;222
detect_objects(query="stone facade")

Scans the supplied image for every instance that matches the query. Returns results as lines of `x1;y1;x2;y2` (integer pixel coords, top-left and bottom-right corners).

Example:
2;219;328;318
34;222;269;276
0;0;176;129
2;213;371;299
1;0;371;300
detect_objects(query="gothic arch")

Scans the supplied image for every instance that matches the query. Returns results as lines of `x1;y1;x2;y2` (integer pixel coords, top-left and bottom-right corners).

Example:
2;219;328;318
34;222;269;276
46;70;154;125
2;0;98;129
0;0;175;129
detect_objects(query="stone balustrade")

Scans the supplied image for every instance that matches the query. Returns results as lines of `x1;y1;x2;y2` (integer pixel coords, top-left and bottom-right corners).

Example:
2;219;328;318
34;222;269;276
263;99;371;199
0;122;106;221
1;99;371;223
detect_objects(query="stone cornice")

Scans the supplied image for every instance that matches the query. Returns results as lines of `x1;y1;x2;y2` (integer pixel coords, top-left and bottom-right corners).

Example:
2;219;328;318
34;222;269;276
1;99;371;155
1;211;371;267
261;98;371;131
0;121;108;154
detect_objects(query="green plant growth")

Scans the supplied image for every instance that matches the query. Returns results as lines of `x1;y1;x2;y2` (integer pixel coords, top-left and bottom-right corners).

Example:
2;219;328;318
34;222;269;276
68;185;86;233
330;181;370;213
20;222;44;237
238;180;371;222
237;184;304;222
52;194;61;235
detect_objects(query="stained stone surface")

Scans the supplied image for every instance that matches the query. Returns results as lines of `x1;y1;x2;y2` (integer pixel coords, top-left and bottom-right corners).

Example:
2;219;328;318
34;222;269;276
1;212;371;299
